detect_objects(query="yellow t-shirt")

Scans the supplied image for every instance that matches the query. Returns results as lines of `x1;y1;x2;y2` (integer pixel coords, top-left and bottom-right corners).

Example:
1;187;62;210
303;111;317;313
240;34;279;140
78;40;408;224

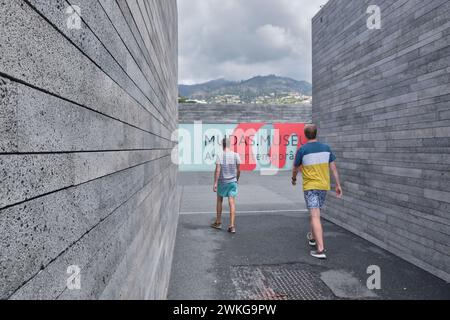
294;142;337;191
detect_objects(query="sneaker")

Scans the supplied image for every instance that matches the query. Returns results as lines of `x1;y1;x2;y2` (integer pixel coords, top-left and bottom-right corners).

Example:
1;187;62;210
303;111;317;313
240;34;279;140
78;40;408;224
211;222;222;230
307;232;317;247
310;250;327;260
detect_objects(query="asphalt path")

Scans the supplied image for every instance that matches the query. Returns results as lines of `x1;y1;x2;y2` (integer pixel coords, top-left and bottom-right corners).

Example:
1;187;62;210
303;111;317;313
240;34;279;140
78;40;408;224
168;172;450;300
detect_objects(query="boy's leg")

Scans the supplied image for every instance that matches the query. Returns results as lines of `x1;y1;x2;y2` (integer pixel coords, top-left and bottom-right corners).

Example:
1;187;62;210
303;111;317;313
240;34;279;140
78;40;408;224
228;197;236;227
310;208;325;252
216;196;224;224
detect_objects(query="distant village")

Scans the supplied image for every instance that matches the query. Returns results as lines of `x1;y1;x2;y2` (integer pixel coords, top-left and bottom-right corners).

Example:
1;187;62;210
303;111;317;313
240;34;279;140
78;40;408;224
179;92;312;105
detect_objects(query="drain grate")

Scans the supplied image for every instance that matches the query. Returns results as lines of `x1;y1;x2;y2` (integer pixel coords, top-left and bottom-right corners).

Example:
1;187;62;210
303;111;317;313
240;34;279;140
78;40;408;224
231;263;336;300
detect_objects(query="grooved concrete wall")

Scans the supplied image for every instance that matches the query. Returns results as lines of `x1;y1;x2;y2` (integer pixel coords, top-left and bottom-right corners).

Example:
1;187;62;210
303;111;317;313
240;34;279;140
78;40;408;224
179;103;312;124
0;0;179;299
312;0;450;281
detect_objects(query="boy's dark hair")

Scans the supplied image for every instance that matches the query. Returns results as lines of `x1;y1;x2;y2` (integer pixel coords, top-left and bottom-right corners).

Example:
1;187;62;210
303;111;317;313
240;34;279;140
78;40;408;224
304;125;318;140
222;136;231;150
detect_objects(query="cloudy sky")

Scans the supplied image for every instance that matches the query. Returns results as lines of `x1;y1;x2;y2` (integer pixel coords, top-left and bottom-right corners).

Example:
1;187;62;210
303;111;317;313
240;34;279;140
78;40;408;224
178;0;328;85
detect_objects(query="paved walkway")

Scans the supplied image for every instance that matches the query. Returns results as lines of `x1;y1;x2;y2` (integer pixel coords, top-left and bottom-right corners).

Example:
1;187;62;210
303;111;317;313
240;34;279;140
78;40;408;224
168;172;450;300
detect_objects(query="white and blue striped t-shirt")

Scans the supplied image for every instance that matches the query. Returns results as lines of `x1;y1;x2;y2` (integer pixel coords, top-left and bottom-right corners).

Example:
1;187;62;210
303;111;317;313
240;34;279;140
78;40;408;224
216;151;241;184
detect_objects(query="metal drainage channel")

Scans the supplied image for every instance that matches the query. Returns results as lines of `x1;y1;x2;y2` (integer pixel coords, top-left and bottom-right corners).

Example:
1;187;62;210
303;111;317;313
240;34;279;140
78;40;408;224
231;263;335;300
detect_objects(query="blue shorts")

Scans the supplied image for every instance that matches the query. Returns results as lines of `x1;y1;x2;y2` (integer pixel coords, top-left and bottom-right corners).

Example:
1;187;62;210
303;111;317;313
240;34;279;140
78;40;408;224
304;190;327;209
218;182;238;198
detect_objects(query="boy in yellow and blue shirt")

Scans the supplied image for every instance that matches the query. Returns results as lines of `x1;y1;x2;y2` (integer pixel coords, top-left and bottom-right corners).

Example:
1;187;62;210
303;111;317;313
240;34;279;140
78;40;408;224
292;125;343;260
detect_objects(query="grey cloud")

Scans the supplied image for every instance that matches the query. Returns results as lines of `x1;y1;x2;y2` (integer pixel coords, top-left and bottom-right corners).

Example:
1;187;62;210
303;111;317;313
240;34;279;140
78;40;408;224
178;0;328;84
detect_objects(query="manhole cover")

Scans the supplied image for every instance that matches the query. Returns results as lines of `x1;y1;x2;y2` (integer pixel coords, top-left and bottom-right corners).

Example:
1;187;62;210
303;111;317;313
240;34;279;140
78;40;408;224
231;263;336;300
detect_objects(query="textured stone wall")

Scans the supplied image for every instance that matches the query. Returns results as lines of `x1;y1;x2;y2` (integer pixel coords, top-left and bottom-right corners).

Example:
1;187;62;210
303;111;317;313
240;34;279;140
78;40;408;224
179;103;312;124
312;0;450;281
0;0;179;299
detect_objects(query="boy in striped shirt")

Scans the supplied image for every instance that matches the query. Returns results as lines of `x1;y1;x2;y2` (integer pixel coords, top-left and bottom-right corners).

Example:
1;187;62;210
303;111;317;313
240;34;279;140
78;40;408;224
292;125;343;260
212;137;241;234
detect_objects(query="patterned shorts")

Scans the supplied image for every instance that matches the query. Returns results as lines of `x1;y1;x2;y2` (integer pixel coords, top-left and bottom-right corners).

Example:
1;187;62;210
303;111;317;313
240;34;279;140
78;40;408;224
304;190;328;209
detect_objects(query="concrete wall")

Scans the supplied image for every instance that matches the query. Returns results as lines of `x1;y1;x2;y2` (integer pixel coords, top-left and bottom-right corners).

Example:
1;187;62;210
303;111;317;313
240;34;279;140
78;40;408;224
179;103;312;124
312;0;450;281
0;0;179;299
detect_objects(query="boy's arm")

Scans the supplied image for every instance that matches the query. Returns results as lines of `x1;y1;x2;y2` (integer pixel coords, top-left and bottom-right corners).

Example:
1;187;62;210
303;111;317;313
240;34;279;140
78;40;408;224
292;165;300;186
330;162;343;198
292;149;302;186
236;153;241;183
213;164;220;192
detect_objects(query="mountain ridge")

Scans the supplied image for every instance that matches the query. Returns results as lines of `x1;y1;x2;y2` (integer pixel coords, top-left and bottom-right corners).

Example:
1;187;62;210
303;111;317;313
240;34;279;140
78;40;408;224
179;75;312;104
